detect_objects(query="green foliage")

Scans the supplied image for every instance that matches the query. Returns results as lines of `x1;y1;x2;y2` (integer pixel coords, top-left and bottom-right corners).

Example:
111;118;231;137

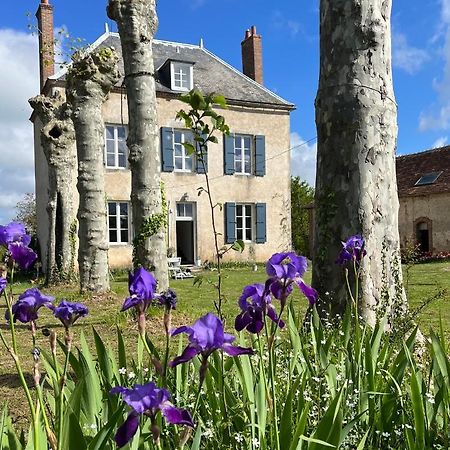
291;177;314;258
132;182;168;267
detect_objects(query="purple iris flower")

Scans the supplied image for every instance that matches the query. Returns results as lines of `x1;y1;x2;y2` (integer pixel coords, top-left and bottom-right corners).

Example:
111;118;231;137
121;267;157;312
110;382;194;447
8;242;37;270
169;313;253;368
157;288;177;310
265;252;318;307
6;288;54;323
0;277;7;295
0;222;31;247
336;235;367;265
52;300;88;328
235;283;284;334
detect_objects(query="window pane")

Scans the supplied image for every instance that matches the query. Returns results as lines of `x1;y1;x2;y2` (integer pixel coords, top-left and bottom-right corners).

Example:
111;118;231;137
246;229;252;241
120;230;129;243
109;216;117;229
246;217;251;229
119;203;128;216
105;126;114;139
236;205;243;216
236;217;243;228
118;154;126;168
243;137;251;149
185;156;193;171
117;126;126;139
175;157;183;170
184;204;193;217
174;144;183;157
236;229;243;240
176;204;184;217
108;203;116;215
245;205;252;216
109;230;117;242
174;131;182;144
106;139;115;153
120;216;128;229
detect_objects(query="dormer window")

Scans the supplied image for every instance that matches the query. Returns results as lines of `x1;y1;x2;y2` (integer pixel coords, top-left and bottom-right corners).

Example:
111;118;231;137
171;62;193;91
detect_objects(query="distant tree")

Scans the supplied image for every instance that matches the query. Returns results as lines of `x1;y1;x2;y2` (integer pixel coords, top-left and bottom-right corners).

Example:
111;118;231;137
313;0;407;325
291;177;314;258
14;193;37;237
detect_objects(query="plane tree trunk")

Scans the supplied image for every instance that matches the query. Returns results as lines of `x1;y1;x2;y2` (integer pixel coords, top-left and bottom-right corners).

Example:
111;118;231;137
107;0;169;291
29;93;77;284
313;0;407;326
66;48;120;292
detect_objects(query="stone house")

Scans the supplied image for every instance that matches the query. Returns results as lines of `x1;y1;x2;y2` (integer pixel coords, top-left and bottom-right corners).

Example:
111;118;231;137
32;1;294;269
396;146;450;253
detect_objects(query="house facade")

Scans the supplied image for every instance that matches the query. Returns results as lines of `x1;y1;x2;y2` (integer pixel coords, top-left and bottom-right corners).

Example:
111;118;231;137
32;1;294;269
396;146;450;254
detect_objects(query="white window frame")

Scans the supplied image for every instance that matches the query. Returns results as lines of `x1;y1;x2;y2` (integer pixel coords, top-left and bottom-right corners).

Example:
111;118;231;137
234;135;252;175
105;125;127;169
176;202;194;220
236;203;253;242
107;201;130;245
173;130;194;172
170;62;193;91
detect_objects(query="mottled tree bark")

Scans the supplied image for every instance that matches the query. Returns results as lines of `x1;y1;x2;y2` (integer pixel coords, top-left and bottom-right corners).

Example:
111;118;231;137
107;0;169;291
313;0;407;325
29;93;77;283
67;49;120;292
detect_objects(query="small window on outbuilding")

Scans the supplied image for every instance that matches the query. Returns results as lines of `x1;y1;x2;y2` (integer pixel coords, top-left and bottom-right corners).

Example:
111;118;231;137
414;171;442;186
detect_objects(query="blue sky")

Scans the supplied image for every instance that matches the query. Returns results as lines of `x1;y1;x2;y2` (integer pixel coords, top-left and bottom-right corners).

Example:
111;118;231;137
0;0;448;222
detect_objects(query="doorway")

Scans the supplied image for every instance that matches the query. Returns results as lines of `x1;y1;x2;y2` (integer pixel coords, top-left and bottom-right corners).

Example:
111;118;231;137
176;202;196;264
415;220;431;252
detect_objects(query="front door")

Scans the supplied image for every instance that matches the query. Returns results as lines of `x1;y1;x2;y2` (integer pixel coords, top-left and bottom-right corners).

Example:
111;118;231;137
176;202;196;264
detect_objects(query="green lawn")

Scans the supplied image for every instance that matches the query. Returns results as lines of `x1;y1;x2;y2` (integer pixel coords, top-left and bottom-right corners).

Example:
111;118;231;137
0;261;449;425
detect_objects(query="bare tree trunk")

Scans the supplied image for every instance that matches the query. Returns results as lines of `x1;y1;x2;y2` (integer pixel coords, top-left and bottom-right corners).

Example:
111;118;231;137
313;0;407;325
107;0;169;291
29;93;77;284
67;49;120;292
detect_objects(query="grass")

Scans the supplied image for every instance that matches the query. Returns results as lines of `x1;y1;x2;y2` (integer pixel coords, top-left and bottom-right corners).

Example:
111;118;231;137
0;261;449;427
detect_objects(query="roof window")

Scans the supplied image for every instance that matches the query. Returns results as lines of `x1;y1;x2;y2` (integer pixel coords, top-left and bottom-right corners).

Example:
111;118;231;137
414;171;442;186
170;61;193;92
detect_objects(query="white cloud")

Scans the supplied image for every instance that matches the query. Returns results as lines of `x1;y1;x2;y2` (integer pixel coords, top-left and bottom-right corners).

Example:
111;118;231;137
290;132;317;186
419;0;450;131
432;135;448;147
392;32;429;74
272;11;301;38
0;29;39;224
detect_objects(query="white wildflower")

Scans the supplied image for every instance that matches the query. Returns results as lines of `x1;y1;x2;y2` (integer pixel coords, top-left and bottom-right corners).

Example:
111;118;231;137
118;367;126;375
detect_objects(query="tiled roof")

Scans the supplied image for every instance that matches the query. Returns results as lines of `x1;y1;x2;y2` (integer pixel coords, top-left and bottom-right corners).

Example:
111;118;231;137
396;146;450;197
51;32;294;110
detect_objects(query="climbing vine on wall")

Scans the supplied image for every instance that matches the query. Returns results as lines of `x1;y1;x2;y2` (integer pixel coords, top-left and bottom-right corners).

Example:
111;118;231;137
132;182;168;267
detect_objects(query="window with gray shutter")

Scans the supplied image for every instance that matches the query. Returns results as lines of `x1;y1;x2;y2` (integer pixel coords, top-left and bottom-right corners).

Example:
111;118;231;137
224;134;235;175
161;127;174;172
255;135;266;176
255;203;267;243
224;202;236;243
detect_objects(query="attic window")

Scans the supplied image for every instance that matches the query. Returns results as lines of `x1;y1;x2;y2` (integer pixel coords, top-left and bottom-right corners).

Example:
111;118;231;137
414;171;442;186
171;62;193;91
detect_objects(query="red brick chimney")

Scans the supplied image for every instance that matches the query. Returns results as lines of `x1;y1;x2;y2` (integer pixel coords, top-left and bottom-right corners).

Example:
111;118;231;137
36;0;55;91
241;25;263;85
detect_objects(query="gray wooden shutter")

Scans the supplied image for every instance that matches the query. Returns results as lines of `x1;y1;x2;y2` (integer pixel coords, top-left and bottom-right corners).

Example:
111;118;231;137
255;203;267;243
225;202;236;243
255;135;266;176
224;134;235;175
196;133;208;174
161;127;174;172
